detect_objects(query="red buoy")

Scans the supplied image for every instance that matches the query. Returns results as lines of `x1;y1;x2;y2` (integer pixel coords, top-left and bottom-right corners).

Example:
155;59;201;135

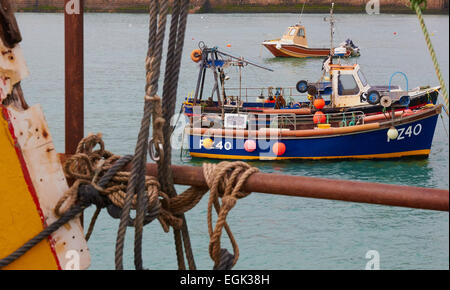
272;142;286;156
313;98;325;110
313;111;326;124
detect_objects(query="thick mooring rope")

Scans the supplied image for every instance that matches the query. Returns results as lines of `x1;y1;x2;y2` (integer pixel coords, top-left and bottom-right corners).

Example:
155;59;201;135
410;0;449;115
159;0;195;270
115;0;168;270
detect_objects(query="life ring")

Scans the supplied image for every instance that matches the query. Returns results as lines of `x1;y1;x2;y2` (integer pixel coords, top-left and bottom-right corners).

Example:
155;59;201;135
191;49;202;63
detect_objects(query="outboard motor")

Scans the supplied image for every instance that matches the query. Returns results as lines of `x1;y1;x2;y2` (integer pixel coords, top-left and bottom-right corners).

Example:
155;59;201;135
341;38;360;57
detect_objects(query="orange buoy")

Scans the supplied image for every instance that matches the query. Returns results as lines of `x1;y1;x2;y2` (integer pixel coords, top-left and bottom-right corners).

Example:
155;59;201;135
313;111;326;124
191;49;202;63
227;44;232;48
272;142;286;156
313;98;325;110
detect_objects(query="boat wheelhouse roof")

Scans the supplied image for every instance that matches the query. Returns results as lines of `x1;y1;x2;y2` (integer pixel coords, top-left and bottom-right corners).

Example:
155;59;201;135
281;24;308;47
329;64;358;71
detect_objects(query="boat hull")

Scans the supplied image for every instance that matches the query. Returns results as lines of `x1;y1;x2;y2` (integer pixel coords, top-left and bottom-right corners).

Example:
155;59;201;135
263;43;347;58
188;111;439;160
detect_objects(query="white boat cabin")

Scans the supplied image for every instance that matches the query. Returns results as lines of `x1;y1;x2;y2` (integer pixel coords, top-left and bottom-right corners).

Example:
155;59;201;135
329;63;371;107
322;58;403;108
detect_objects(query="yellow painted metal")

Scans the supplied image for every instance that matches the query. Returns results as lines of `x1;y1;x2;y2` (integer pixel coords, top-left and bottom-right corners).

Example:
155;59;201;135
0;115;59;270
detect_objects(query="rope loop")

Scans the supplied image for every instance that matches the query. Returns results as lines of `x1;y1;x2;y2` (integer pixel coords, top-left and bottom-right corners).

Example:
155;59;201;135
203;161;259;269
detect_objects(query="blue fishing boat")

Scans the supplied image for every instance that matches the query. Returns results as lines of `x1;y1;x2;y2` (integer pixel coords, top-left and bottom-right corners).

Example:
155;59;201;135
186;105;442;160
181;44;443;161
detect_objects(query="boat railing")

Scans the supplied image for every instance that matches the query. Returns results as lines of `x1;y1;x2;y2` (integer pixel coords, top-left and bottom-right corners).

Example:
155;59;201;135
293;111;366;127
246;113;298;130
247;111;366;130
223;87;305;103
192;111;366;130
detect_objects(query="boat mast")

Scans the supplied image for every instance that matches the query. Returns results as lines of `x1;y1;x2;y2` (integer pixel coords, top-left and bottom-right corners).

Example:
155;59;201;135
329;2;337;108
329;2;335;56
238;58;243;114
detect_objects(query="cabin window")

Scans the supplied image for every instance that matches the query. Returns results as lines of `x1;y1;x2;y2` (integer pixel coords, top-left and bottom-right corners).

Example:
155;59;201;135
357;70;368;87
297;28;305;37
338;75;360;96
289;29;297;36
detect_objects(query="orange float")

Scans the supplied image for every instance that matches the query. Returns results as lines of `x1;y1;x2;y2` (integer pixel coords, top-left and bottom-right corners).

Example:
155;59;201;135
313;98;325;110
190;49;202;63
313;111;326;124
272;142;286;156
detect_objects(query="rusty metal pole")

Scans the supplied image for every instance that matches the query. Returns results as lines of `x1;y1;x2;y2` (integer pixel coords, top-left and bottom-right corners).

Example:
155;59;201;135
64;0;84;226
64;0;84;155
58;154;449;212
140;163;449;212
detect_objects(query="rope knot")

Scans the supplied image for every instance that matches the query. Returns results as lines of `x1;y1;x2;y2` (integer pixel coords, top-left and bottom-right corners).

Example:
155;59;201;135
77;183;108;209
221;195;237;210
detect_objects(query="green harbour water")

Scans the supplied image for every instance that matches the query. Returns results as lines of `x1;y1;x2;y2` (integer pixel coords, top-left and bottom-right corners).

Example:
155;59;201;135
15;12;449;269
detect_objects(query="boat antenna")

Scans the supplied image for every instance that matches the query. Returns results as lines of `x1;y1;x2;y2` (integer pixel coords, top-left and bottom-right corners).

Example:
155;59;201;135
329;2;335;56
298;0;307;24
